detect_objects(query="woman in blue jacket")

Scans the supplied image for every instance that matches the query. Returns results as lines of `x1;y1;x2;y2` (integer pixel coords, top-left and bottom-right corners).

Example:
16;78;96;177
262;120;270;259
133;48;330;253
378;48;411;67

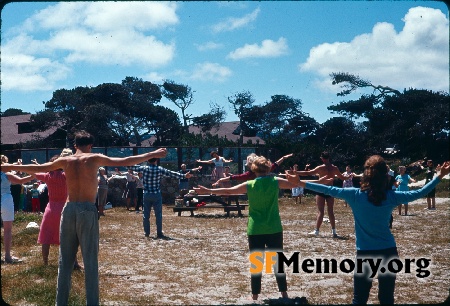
287;155;449;304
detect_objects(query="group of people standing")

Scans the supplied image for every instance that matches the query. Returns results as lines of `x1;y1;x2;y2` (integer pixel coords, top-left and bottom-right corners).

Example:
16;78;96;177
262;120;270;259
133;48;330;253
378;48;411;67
1;134;447;305
1;131;170;305
194;152;449;304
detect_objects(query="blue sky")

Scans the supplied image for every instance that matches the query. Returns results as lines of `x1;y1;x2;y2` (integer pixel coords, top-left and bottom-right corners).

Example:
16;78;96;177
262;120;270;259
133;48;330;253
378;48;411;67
1;1;448;124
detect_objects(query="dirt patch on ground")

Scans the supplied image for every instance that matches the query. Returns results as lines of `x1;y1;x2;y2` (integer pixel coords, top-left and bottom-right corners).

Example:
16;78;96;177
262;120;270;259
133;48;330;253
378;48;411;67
2;195;448;305
95;196;449;305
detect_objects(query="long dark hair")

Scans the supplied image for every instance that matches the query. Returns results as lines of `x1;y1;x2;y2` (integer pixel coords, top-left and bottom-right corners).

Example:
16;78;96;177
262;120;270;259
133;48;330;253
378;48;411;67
360;155;389;206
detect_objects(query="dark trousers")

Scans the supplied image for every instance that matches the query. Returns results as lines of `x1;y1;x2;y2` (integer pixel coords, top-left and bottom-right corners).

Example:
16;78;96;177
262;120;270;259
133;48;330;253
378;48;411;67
353;247;398;304
136;188;144;210
248;232;287;295
10;184;22;211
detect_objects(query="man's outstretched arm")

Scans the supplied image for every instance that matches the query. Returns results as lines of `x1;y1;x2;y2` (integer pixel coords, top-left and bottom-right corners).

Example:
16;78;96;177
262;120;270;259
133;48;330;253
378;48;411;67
97;148;168;167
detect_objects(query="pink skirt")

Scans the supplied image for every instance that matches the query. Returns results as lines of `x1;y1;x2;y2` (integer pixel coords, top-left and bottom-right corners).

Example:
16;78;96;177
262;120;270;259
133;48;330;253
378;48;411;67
37;201;65;245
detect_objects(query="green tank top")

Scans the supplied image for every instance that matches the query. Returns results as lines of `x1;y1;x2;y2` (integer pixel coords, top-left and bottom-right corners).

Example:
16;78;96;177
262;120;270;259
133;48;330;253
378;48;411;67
246;175;283;235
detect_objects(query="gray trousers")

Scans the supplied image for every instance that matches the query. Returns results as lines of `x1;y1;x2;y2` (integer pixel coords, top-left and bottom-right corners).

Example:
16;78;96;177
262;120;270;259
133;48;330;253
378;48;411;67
56;202;99;306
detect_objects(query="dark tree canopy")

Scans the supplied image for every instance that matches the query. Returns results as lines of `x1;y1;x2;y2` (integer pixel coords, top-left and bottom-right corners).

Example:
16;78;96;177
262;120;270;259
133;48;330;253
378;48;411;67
328;72;449;161
246;95;318;143
228;91;257;145
30;77;180;147
1;108;31;117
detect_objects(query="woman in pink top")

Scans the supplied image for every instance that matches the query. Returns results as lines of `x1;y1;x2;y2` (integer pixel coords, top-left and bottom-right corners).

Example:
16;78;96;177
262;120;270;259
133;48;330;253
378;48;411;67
35;151;81;268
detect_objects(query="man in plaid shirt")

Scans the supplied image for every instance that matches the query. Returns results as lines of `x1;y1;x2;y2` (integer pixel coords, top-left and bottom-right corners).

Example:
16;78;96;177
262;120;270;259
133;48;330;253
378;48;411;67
129;158;192;239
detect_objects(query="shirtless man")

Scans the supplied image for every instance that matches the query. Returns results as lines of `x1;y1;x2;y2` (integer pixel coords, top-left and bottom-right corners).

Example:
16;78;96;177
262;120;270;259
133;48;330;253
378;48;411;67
295;151;346;238
1;130;168;306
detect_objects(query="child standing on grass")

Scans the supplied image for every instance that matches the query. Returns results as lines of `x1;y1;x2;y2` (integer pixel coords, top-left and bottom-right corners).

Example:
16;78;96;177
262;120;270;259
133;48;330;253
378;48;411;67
395;165;416;215
291;165;303;204
31;182;40;213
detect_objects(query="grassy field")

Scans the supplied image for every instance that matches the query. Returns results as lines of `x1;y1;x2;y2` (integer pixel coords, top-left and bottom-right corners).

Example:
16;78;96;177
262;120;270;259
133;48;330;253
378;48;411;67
1;193;449;305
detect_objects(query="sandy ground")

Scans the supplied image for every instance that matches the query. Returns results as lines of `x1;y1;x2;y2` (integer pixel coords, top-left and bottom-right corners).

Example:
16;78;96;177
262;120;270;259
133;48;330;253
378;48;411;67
2;194;448;305
93;196;449;305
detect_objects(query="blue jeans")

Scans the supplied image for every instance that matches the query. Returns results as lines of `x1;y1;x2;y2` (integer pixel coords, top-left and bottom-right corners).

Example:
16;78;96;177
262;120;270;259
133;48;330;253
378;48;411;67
56;202;99;306
143;192;163;236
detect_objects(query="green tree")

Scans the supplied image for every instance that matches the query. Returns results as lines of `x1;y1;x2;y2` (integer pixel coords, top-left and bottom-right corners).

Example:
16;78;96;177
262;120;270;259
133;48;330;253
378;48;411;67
314;117;370;167
30;77;180;147
162;80;226;134
228;90;257;146
161;80;194;133
328;72;449;160
242;95;319;155
191;102;226;133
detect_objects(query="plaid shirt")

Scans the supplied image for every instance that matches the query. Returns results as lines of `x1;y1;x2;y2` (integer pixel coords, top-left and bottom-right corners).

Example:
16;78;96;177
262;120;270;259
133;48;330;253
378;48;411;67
128;164;186;194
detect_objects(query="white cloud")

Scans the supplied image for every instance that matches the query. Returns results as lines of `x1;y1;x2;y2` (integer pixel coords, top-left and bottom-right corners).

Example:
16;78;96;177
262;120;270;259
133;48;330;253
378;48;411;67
3;2;179;92
190;62;232;82
143;72;166;84
299;7;449;93
23;2;179;32
228;37;289;60
1;51;70;91
195;42;224;51
212;7;260;33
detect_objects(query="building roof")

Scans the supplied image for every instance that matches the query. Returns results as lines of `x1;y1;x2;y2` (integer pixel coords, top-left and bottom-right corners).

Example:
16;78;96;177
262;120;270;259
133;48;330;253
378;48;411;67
189;121;265;144
1;114;59;145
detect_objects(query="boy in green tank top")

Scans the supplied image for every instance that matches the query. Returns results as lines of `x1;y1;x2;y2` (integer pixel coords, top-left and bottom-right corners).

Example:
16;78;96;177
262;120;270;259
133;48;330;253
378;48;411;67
194;156;298;302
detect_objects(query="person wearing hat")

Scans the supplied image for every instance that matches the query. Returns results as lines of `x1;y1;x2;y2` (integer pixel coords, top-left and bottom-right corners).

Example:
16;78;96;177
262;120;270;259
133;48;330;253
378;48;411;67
294;151;347;237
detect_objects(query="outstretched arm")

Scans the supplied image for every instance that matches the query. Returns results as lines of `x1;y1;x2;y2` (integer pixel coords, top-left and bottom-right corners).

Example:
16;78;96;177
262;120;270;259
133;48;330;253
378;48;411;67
284;170;333;188
275;153;293;166
333;167;347;181
277;177;301;189
438;161;450;178
196;159;213;164
212;176;231;187
1;159;65;174
296;166;320;177
194;182;247;196
97;148;167;167
5;172;35;185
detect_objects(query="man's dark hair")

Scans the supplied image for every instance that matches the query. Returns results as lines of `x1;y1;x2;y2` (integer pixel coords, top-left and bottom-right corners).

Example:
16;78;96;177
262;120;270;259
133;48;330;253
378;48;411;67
74;130;94;147
320;151;330;159
148;158;159;163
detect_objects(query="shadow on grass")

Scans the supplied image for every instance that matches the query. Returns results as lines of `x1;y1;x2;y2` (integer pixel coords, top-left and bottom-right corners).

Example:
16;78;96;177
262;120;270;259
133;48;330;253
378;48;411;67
193;213;247;219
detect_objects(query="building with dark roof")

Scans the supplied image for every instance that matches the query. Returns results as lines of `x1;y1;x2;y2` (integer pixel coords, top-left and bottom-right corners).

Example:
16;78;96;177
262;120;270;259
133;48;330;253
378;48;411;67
1;114;65;150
